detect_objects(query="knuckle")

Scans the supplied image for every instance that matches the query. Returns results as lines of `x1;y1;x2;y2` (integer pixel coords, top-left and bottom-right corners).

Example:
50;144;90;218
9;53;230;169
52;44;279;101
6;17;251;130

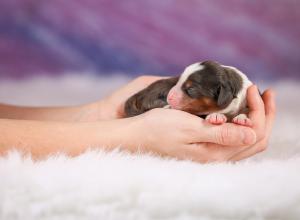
217;128;233;145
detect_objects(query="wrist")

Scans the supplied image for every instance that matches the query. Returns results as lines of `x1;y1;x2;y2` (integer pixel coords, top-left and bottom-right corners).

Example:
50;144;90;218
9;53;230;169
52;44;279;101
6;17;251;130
78;100;116;122
89;117;141;152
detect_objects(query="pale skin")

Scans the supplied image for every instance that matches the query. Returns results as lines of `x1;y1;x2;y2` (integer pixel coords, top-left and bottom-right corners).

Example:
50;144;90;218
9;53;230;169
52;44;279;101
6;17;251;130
0;76;276;162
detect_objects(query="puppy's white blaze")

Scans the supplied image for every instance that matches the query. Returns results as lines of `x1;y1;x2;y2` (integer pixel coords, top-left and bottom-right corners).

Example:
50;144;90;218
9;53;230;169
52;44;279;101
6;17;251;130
216;65;253;116
175;63;204;89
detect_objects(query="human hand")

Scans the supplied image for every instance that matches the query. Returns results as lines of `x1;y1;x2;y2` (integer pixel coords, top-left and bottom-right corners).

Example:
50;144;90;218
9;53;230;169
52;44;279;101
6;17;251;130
125;107;257;163
123;85;275;163
229;85;276;161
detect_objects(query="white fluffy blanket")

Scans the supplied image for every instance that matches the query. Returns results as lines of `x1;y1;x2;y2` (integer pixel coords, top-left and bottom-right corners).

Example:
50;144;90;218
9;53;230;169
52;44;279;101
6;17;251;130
0;75;300;220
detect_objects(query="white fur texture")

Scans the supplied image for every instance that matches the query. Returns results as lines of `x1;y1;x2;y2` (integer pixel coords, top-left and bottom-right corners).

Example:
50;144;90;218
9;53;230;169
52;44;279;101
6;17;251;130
176;62;204;88
0;75;300;220
217;65;253;116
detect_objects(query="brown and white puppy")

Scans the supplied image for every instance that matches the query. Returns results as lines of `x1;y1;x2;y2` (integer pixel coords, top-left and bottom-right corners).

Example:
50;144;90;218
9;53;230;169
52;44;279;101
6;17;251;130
124;60;253;126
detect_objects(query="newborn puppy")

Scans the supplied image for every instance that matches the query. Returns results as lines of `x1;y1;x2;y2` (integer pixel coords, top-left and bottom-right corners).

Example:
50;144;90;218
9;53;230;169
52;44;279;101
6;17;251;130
124;60;253;126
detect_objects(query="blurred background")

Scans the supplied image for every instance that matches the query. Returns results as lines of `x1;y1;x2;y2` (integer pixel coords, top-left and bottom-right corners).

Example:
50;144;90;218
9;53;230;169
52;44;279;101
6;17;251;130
0;0;299;110
0;0;299;80
1;2;300;218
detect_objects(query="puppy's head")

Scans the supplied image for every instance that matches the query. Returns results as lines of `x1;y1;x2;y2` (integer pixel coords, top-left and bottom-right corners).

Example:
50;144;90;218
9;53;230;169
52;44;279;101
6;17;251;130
167;60;244;115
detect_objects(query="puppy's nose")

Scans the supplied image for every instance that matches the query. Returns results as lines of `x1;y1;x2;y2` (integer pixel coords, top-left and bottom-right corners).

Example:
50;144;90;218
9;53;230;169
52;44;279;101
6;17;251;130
167;89;180;108
167;91;174;103
167;94;174;105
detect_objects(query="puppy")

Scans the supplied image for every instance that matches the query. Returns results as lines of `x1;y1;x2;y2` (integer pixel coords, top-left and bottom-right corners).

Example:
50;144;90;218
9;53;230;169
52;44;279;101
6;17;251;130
124;60;253;126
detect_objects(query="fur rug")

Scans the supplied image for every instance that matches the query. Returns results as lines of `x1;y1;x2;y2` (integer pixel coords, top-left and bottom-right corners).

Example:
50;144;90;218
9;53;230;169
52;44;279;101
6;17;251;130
0;75;300;220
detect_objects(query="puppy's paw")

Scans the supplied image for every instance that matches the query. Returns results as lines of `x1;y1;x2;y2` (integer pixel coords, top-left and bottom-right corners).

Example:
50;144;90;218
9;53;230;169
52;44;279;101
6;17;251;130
232;114;252;127
205;113;227;125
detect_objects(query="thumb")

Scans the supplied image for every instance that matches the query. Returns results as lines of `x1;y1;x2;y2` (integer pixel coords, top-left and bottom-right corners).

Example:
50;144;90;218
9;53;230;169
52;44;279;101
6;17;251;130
200;123;257;146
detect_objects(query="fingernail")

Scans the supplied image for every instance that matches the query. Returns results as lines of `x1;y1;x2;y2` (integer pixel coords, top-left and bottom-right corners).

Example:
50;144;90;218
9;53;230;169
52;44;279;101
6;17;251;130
242;130;256;145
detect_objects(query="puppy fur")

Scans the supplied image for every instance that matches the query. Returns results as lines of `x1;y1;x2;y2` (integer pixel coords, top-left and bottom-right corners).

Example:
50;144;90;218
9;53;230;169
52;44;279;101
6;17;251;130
124;60;252;124
124;77;179;117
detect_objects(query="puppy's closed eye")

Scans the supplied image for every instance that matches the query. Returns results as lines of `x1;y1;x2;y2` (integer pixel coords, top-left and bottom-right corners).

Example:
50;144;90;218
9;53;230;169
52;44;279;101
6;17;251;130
183;86;198;98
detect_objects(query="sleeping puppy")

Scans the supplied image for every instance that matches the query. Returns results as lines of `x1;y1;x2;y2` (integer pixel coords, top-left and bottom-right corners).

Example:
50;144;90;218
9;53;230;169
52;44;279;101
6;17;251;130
124;60;253;126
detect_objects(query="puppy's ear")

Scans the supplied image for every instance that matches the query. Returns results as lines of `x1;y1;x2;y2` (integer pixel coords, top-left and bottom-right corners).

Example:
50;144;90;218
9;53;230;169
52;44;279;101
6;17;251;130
217;85;234;108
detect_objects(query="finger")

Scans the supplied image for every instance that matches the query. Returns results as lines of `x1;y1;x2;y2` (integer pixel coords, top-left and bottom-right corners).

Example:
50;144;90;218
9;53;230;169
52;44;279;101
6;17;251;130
229;89;276;161
259;89;276;145
247;85;266;141
263;89;276;122
195;122;256;147
261;89;276;141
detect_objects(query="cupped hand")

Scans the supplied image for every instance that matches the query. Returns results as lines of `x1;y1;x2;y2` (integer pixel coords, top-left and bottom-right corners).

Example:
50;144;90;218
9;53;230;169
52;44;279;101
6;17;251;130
127;108;256;163
229;85;276;161
125;85;275;163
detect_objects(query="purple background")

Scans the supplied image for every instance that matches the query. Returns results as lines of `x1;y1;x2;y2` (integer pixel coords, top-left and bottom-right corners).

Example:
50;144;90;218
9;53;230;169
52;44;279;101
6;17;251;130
0;0;299;80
